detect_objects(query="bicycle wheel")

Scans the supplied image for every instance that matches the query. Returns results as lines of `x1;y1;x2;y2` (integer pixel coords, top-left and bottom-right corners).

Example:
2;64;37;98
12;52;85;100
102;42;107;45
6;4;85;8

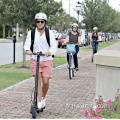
69;55;72;79
92;56;93;62
72;68;74;77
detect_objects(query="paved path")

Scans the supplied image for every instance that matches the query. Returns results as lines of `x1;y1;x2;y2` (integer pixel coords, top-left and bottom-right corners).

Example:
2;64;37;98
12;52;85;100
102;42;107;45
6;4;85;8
0;41;120;119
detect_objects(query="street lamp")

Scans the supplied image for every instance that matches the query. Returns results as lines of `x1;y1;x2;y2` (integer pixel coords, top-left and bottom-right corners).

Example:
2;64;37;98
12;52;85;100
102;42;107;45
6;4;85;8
76;3;81;27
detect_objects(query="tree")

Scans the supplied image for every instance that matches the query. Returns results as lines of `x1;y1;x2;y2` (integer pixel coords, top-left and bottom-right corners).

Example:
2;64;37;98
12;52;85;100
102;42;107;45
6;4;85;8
1;0;66;66
1;0;42;66
81;0;120;33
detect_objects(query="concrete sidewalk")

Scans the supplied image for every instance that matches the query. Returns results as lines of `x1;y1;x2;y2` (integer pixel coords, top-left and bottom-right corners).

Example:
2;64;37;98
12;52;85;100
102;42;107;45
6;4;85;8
0;41;120;119
0;39;23;43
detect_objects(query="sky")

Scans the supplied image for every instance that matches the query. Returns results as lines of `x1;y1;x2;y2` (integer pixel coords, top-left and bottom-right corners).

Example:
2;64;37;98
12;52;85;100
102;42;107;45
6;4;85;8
54;0;120;22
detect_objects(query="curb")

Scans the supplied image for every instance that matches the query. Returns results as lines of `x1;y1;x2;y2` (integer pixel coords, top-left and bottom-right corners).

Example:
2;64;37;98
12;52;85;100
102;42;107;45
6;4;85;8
99;41;120;52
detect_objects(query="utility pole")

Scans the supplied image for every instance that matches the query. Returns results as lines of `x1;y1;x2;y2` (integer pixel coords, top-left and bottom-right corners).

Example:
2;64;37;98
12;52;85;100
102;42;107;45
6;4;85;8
69;0;70;16
76;1;81;28
69;0;72;23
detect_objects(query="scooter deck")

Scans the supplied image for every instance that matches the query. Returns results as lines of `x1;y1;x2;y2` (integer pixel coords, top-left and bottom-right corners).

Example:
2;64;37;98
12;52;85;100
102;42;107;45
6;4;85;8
37;107;45;113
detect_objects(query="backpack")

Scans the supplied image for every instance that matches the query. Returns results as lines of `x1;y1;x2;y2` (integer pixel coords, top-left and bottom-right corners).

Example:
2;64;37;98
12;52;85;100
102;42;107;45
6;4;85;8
30;27;54;57
30;27;50;52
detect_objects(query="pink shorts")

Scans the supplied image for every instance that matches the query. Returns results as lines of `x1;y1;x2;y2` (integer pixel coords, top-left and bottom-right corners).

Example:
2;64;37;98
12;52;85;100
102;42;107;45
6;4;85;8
30;59;53;78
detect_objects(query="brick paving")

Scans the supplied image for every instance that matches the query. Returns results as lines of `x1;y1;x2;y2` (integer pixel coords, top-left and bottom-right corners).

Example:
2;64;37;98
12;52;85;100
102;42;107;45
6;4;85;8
0;41;120;119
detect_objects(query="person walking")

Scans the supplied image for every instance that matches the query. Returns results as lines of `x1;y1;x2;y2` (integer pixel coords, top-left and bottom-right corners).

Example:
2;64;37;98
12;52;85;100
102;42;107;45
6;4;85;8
90;27;100;62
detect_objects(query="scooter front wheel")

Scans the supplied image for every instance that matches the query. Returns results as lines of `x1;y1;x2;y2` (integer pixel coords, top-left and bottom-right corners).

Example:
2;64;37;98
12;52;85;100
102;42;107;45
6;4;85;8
32;107;37;119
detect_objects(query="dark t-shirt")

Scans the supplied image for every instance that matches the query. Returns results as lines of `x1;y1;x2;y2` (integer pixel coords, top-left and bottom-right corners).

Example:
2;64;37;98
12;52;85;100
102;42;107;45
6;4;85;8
68;32;80;44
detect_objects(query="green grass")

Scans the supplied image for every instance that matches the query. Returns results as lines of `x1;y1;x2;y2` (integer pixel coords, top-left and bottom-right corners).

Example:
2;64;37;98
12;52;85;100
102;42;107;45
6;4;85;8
80;40;120;51
0;56;82;91
0;68;32;91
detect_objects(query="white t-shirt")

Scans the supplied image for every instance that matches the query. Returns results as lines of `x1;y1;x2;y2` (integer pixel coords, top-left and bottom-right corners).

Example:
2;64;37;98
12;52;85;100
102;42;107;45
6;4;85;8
24;28;57;61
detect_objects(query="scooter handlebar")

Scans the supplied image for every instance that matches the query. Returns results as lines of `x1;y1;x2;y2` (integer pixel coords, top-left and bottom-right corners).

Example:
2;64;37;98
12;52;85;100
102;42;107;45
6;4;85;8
33;52;45;56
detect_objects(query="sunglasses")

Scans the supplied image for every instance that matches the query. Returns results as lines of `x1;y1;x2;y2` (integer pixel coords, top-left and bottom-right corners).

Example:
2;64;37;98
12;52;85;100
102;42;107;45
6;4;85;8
36;21;45;24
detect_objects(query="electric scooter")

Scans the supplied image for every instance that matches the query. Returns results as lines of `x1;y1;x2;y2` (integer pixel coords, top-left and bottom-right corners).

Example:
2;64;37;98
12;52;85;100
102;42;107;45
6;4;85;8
30;52;45;119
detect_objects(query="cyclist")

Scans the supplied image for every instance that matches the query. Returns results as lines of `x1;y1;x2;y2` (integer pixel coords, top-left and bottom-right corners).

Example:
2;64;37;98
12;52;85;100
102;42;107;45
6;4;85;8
90;27;100;62
24;12;57;110
62;23;81;71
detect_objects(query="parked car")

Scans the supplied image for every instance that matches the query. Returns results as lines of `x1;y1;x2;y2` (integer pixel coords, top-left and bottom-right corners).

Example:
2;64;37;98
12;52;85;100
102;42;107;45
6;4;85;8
98;32;102;42
51;30;59;48
67;28;72;34
118;33;120;39
51;30;59;39
58;34;67;48
61;31;67;35
79;29;86;46
58;32;62;39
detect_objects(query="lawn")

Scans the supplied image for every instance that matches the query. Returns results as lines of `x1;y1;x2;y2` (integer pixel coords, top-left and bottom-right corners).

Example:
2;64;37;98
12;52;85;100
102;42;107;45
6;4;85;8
80;40;120;51
0;56;81;91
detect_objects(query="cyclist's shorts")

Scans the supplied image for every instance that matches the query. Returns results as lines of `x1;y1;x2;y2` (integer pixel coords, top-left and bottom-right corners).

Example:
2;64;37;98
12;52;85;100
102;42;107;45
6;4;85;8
30;58;53;78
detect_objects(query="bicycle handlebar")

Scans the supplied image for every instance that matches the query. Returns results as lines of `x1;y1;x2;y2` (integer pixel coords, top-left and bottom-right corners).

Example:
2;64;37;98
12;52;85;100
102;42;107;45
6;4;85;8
62;43;80;46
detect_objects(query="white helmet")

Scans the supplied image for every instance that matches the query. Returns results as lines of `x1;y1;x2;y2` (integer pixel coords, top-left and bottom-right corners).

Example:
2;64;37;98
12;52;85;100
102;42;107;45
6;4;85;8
35;12;47;21
93;27;98;30
72;23;78;27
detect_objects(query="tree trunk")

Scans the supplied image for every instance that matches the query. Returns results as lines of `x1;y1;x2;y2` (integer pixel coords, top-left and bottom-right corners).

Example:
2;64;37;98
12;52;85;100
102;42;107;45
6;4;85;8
22;25;26;67
8;26;11;38
50;25;51;30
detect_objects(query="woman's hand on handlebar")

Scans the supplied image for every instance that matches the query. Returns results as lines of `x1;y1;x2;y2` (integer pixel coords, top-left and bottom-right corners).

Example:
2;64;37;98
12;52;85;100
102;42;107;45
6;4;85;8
62;42;66;46
45;51;51;57
78;42;81;45
26;50;32;56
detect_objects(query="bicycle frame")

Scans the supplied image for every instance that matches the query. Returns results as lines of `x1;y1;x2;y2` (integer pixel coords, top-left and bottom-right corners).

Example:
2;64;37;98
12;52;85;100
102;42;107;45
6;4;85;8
66;44;76;79
69;53;75;69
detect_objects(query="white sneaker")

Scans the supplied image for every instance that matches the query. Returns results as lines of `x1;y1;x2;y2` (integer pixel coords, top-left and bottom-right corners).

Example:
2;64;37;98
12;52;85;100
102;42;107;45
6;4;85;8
38;100;43;110
42;97;46;108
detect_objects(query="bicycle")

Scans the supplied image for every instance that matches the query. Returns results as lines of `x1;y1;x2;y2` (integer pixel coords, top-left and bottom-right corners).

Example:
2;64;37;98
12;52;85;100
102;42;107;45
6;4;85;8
30;52;45;119
66;43;79;79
